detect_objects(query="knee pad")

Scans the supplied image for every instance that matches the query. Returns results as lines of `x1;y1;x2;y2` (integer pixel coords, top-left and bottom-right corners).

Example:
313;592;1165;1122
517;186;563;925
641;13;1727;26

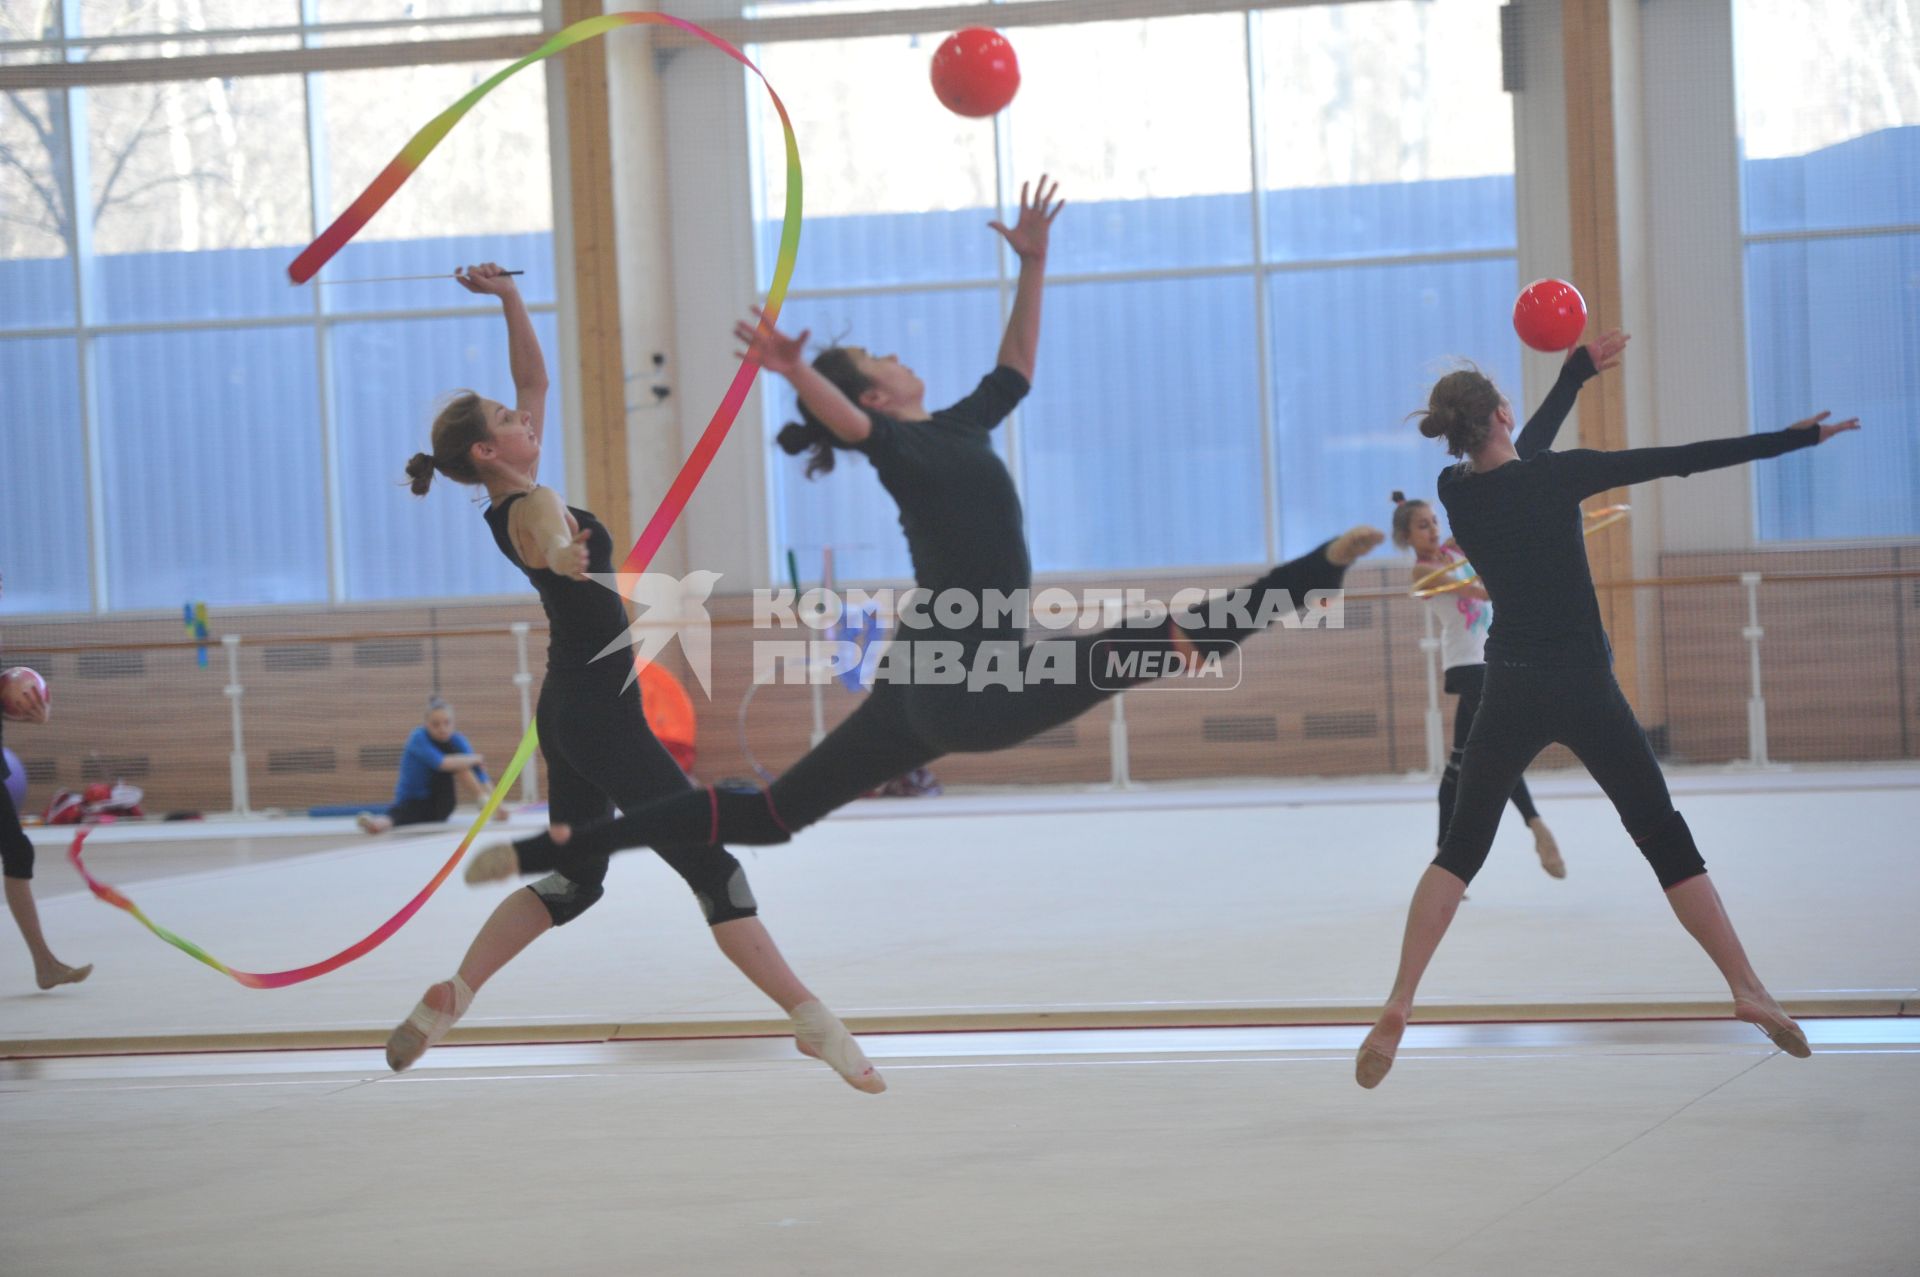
688;852;760;926
654;840;758;925
1442;748;1464;782
529;872;605;926
1632;809;1706;888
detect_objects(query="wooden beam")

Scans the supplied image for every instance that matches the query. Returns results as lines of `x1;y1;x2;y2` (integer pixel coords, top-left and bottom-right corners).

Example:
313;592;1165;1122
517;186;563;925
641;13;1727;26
561;0;631;553
1561;0;1638;704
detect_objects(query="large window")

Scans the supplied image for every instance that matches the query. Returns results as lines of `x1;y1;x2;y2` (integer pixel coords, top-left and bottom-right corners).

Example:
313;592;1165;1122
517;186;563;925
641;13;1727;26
1737;0;1920;540
0;1;563;614
750;1;1517;583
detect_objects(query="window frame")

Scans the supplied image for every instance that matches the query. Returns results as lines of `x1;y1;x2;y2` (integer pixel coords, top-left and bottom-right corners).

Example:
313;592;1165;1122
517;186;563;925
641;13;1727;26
741;0;1526;588
0;0;577;617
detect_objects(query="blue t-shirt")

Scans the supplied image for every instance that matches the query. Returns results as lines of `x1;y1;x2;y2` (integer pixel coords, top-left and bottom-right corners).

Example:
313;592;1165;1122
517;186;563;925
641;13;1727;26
393;727;487;804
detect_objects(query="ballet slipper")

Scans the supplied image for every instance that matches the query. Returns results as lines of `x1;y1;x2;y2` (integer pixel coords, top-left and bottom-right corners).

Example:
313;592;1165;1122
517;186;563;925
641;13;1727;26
357;812;393;835
791;1000;886;1095
35;961;92;990
464;843;521;885
1328;526;1387;567
1530;819;1566;879
1734;998;1812;1059
1355;1007;1408;1089
385;975;474;1072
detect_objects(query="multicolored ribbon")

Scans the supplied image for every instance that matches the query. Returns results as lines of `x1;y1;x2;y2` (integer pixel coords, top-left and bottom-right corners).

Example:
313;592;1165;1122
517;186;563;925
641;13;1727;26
70;12;803;989
66;733;540;990
182;601;210;668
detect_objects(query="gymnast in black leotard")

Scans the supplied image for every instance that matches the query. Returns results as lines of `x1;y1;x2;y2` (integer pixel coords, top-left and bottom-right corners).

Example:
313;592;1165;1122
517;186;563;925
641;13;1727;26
1353;332;1859;1089
463;178;1384;887
380;263;880;1093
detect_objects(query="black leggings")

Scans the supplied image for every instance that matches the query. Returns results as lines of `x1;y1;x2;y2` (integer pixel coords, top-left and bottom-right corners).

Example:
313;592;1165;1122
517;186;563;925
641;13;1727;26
384;787;456;828
1;778;33;880
515;543;1349;875
1437;663;1539;844
1433;663;1704;888
528;664;757;927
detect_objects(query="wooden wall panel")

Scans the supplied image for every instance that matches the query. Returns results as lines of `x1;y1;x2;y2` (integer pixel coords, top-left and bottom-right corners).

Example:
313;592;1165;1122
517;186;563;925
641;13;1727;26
1561;0;1638;705
7;550;1910;817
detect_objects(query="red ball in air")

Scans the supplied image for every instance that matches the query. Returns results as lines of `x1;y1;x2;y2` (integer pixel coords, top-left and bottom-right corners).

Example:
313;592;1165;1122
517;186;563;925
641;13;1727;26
930;28;1021;118
1512;278;1588;352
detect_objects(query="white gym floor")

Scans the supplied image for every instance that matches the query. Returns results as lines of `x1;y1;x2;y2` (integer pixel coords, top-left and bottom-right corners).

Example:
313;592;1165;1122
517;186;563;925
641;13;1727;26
3;768;1916;1273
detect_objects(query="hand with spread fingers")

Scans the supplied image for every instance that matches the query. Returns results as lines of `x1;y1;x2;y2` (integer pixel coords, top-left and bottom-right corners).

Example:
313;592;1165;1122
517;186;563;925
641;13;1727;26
989;175;1066;261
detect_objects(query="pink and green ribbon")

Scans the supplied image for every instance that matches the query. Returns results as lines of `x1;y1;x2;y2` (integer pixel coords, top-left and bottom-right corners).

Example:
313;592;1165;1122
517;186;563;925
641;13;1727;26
70;12;803;989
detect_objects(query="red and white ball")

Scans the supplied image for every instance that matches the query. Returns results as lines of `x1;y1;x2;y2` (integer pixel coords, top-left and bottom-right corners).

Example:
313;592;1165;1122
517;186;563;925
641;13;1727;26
0;667;49;721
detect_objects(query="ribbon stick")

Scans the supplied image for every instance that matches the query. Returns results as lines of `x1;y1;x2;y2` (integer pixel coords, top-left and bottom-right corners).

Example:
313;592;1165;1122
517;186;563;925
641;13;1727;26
317;269;525;287
72;12;803;988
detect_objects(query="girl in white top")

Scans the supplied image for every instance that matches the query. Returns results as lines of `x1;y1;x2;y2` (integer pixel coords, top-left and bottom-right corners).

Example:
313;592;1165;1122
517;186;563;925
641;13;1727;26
1393;492;1563;878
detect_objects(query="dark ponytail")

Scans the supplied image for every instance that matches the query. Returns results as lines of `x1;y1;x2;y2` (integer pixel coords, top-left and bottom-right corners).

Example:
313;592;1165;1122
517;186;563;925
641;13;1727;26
404;391;490;495
1412;364;1504;459
1389;490;1430;550
775;346;873;480
777;413;839;479
405;452;437;496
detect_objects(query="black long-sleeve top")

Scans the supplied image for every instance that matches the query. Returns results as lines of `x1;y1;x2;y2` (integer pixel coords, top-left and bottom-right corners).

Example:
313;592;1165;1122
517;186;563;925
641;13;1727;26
851;365;1031;641
1437;351;1820;668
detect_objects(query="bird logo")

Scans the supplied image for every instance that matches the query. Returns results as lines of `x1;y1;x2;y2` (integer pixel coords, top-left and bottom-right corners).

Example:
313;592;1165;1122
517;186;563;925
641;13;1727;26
586;569;723;698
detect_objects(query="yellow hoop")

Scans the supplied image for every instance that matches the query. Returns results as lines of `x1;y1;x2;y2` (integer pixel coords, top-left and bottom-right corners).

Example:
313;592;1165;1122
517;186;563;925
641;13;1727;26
1411;558;1478;599
1582;503;1631;534
1410;505;1632;600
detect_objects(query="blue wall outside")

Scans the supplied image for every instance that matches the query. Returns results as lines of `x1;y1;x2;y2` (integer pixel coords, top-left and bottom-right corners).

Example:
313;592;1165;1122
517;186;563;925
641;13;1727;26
2;130;1913;614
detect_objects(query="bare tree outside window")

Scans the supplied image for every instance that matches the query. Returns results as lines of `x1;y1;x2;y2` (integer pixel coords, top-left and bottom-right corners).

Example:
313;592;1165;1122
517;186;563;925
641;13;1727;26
1739;0;1920;157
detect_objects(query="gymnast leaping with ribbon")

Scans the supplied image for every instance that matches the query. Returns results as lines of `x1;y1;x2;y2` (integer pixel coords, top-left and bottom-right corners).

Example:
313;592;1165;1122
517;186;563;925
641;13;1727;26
384;263;879;1089
66;14;882;1091
463;177;1387;892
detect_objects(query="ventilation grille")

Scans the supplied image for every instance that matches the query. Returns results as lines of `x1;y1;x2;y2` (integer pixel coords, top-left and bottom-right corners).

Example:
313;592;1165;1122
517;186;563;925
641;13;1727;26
80;755;151;781
354;640;425;668
77;651;144;679
1339;600;1374;630
1304;711;1379;740
5;653;53;675
21;759;56;784
263;644;331;673
268;748;336;775
1202;715;1278;744
1911;580;1920;610
1021;725;1078;750
359;745;405;771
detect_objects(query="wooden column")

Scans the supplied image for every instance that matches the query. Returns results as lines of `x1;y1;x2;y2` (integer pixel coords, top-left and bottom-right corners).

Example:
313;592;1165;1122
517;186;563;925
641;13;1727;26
561;0;631;552
1561;0;1638;703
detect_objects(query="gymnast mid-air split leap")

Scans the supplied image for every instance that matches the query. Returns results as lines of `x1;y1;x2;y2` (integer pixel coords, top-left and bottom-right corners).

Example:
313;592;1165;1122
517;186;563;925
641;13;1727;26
461;178;1385;930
